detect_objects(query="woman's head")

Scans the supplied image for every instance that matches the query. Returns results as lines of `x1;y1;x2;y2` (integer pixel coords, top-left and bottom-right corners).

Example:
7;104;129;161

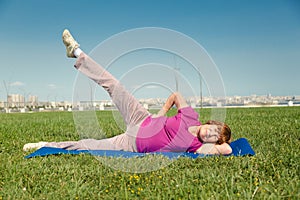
198;120;232;144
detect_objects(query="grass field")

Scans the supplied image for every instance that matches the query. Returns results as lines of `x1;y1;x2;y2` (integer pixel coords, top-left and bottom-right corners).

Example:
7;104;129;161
0;107;299;199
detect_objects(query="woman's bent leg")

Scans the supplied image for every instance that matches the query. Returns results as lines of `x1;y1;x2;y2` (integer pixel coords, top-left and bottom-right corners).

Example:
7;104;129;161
74;53;149;126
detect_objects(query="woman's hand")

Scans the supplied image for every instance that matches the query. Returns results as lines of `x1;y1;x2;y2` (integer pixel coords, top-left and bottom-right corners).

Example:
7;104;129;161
196;143;232;155
163;92;188;111
153;92;188;117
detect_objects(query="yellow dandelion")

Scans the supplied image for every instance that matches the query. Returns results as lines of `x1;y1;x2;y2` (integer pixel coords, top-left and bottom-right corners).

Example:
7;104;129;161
254;177;259;186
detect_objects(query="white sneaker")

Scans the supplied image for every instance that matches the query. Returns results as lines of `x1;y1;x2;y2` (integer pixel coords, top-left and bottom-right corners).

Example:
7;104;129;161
62;29;80;58
23;142;48;151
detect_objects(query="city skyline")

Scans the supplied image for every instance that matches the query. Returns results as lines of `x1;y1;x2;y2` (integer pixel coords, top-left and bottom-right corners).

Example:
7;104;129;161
1;92;298;105
1;92;299;114
1;0;299;102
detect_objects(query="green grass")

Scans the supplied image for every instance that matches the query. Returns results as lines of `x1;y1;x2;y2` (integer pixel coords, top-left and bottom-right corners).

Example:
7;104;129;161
0;107;299;199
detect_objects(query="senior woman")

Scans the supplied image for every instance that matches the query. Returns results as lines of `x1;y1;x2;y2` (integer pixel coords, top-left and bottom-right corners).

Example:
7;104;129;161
23;30;232;155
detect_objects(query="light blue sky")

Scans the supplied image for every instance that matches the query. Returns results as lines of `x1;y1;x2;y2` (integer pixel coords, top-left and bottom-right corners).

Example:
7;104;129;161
0;0;299;102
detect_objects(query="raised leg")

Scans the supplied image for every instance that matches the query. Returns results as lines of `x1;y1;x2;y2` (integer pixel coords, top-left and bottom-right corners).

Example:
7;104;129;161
74;53;150;126
63;29;150;126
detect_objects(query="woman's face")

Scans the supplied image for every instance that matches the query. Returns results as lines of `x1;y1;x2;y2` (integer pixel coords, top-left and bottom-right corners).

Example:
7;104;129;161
198;124;220;143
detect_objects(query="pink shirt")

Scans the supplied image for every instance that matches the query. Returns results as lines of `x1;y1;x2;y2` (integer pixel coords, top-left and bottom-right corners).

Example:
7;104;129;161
136;106;202;153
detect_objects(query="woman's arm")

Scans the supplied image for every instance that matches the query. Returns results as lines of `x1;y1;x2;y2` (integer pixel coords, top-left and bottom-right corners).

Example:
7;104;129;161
154;92;189;117
196;143;232;155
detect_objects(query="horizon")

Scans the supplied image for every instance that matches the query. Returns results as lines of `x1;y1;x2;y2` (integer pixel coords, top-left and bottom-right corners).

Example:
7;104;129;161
1;93;299;104
1;0;299;102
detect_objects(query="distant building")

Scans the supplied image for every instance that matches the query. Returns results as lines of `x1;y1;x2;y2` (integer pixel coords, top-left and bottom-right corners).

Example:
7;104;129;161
7;94;25;107
28;95;39;107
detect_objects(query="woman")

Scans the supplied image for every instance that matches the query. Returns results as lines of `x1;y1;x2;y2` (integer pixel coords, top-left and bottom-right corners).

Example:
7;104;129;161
23;30;232;155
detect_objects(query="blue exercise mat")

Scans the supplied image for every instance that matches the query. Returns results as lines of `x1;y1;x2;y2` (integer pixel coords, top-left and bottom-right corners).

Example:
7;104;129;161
25;138;255;159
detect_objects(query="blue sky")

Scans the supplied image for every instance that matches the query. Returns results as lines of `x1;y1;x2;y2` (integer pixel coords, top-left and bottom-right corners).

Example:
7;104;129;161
0;0;299;102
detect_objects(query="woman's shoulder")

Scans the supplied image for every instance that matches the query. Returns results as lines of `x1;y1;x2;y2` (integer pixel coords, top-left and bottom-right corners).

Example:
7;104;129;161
177;106;200;126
